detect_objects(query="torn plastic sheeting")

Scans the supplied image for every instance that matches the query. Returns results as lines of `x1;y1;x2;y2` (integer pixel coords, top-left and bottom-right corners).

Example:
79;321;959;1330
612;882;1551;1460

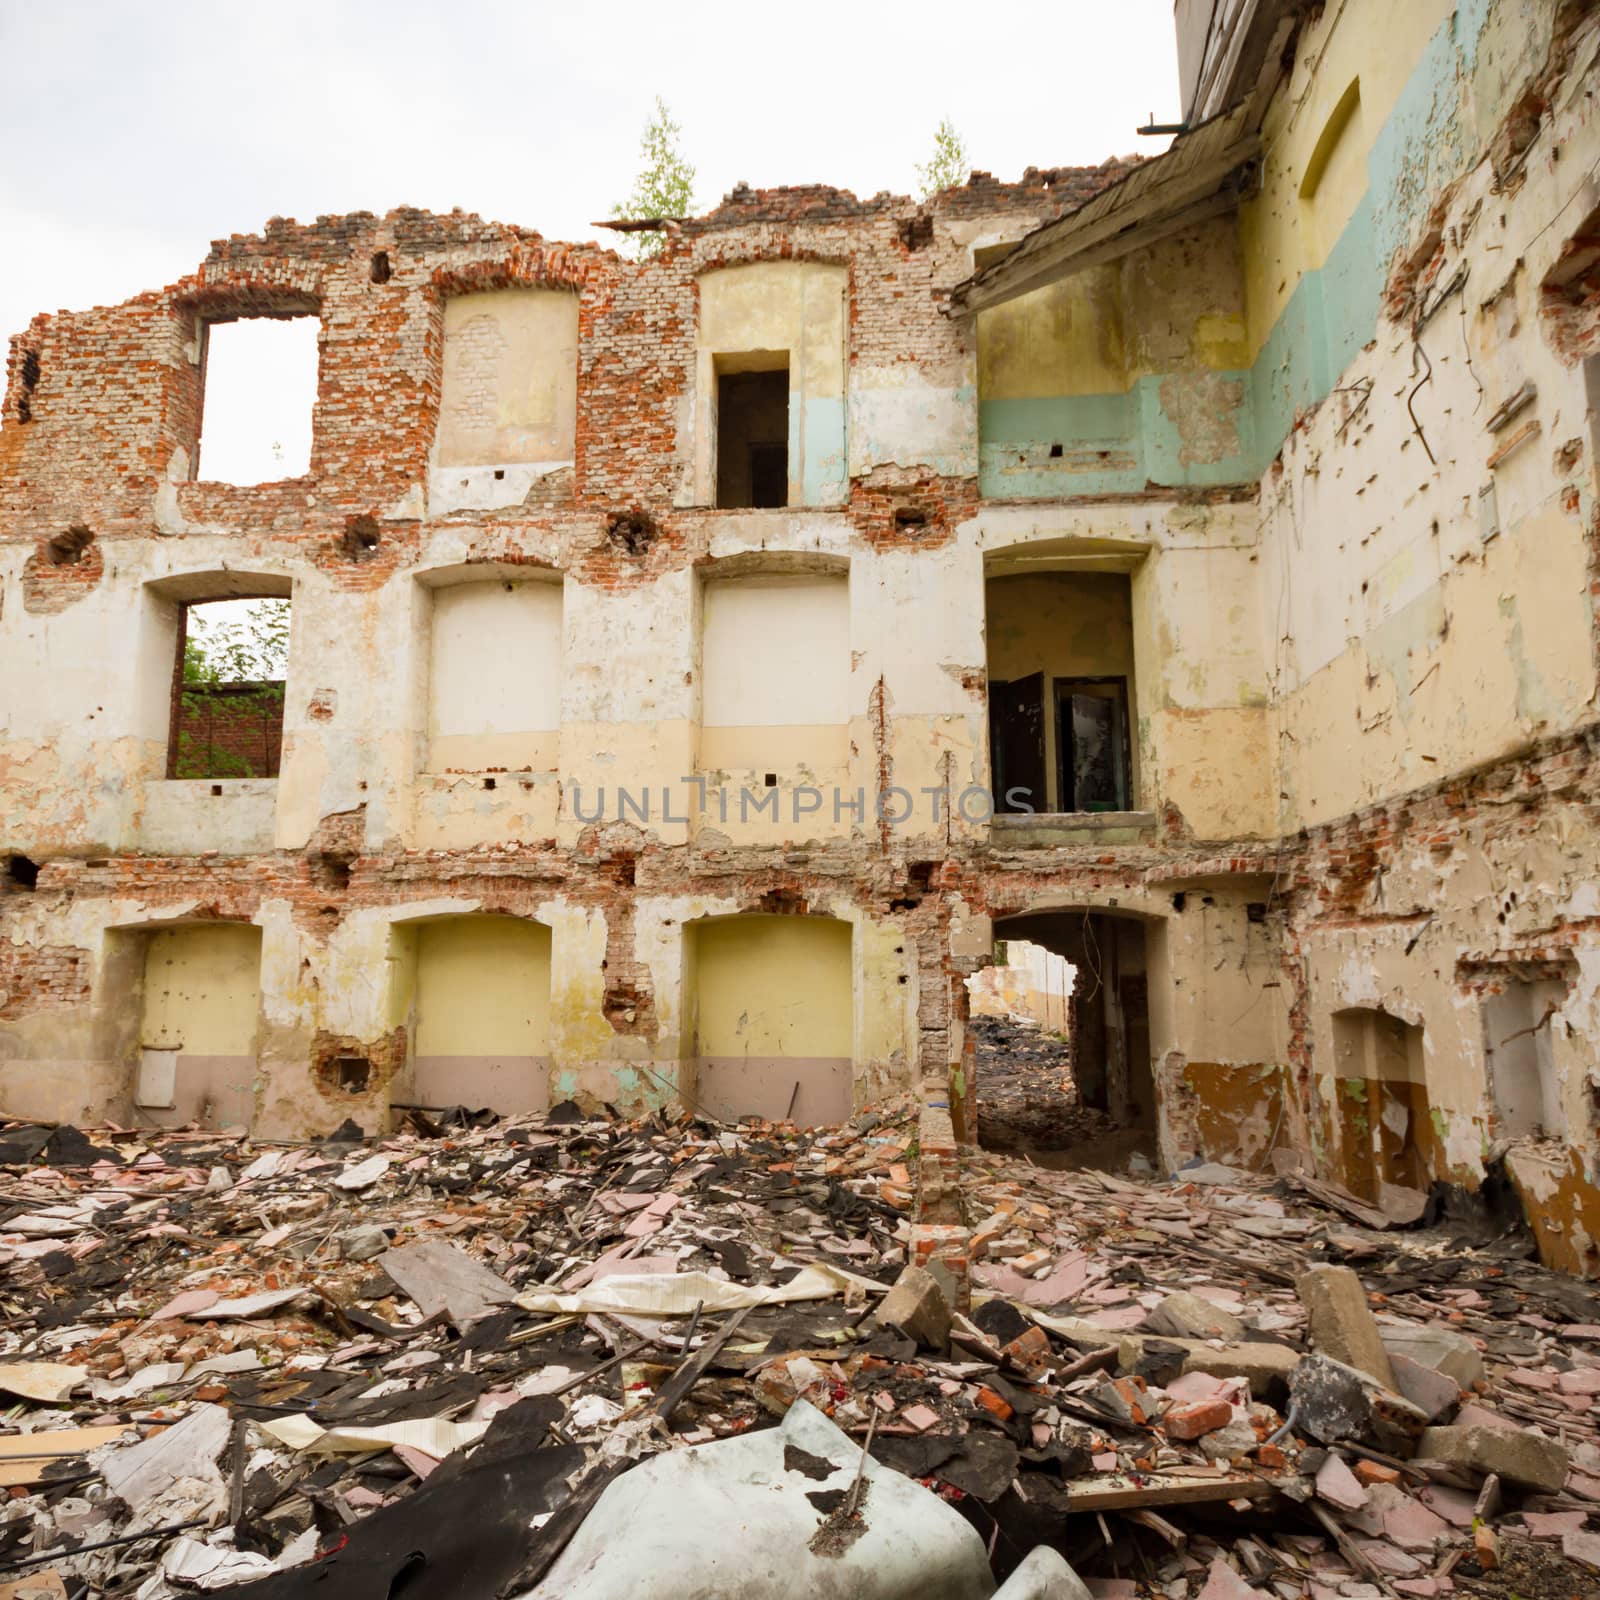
514;1264;878;1317
261;1414;489;1458
522;1398;1087;1600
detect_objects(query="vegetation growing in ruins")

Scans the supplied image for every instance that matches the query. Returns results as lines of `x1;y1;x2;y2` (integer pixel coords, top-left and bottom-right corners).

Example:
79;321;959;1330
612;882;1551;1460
612;96;696;257
916;117;970;196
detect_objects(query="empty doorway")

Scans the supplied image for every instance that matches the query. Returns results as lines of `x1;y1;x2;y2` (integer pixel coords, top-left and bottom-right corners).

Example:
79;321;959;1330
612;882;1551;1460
716;361;789;508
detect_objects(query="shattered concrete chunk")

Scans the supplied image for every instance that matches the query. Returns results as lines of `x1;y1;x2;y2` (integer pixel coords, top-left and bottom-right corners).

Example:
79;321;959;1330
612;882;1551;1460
1415;1424;1570;1493
1297;1267;1397;1390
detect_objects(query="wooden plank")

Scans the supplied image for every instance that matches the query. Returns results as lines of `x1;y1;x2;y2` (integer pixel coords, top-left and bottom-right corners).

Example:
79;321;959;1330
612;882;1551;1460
1060;1471;1286;1512
0;1425;131;1488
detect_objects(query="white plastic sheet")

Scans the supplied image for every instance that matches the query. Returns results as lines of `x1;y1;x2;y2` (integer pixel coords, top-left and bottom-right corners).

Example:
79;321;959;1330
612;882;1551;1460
514;1263;876;1317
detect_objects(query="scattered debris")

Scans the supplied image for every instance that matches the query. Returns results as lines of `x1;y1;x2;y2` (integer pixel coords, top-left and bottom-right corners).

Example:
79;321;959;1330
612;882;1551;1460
0;1103;1597;1595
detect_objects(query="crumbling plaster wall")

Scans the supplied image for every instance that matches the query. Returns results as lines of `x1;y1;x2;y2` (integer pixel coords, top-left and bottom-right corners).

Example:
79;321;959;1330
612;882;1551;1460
1253;0;1600;1264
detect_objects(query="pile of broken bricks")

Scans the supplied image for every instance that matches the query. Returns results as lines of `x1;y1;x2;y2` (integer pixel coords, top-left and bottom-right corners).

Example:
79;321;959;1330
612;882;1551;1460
0;1108;1596;1598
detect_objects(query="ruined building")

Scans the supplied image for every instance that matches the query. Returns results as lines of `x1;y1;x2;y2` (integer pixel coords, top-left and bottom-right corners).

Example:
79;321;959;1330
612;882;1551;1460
3;0;1600;1275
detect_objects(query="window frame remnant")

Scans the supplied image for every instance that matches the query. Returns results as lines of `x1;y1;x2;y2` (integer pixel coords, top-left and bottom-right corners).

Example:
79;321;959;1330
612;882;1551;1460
166;594;291;781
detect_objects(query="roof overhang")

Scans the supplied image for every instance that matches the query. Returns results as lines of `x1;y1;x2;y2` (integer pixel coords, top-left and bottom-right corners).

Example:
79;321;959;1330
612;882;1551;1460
947;100;1261;316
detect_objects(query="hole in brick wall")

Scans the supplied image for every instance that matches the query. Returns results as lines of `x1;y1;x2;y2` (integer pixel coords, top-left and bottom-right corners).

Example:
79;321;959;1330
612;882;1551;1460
1247;902;1268;923
483;776;497;790
1171;892;1187;912
47;525;94;565
6;855;40;890
893;506;929;531
338;514;382;561
908;861;937;892
1049;443;1064;458
765;772;778;788
493;468;505;480
897;212;934;251
335;1055;371;1094
170;595;290;781
370;251;392;284
311;854;353;892
606;507;660;557
17;348;40;422
211;783;223;796
197;314;318;484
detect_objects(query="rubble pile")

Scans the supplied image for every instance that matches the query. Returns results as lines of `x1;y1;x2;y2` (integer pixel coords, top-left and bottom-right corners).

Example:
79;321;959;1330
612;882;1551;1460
0;1109;1597;1598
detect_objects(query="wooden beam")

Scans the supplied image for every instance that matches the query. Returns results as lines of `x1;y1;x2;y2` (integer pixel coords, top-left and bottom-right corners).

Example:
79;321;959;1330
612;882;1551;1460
1060;1471;1286;1512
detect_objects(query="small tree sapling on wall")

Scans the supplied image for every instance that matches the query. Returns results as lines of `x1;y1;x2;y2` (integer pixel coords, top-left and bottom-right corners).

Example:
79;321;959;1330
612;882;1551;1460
611;96;697;258
916;117;970;197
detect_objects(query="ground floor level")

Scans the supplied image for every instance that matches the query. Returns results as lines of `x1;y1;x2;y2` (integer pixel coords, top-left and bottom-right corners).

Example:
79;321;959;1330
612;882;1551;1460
2;729;1598;1274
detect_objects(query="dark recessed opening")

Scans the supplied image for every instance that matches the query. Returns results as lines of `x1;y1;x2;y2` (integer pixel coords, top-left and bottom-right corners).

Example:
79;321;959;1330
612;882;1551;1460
1049;443;1064;458
765;772;778;788
335;1056;371;1094
894;506;928;530
1171;892;1187;912
6;855;40;890
312;854;353;892
211;783;223;796
493;468;505;480
17;348;40;422
1247;901;1269;923
484;777;497;790
370;251;392;284
47;525;93;566
716;363;789;509
338;514;382;561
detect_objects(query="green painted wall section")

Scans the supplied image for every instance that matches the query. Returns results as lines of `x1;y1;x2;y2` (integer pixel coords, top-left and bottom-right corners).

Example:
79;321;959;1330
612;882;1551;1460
979;4;1493;500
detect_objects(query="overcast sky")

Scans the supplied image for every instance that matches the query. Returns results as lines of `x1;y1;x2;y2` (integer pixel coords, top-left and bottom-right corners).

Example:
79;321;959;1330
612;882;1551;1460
3;0;1179;345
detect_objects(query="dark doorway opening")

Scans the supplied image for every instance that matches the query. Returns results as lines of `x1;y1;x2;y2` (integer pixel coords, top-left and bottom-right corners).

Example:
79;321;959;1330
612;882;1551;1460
716;364;789;508
971;911;1157;1170
990;672;1047;814
1055;678;1131;812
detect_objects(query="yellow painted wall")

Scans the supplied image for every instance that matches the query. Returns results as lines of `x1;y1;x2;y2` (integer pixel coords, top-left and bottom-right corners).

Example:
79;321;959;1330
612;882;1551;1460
1239;0;1453;356
979;265;1129;399
691;916;852;1058
437;289;579;466
140;924;261;1053
695;262;847;506
413;917;552;1057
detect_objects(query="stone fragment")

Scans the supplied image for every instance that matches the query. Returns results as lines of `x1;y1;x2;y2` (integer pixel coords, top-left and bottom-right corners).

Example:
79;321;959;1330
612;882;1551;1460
1564;1529;1600;1569
1313;1452;1368;1511
1377;1325;1485;1389
339;1224;389;1263
1297;1267;1397;1389
1369;1484;1451;1550
1387;1352;1459;1422
1145;1291;1246;1343
1196;1557;1262;1600
1415;1425;1569;1493
874;1264;951;1352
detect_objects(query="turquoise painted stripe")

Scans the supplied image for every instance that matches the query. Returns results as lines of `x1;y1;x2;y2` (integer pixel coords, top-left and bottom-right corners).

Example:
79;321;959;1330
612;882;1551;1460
981;4;1486;500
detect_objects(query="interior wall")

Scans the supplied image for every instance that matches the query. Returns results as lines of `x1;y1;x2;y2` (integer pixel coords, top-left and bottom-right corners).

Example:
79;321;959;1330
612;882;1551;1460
695;263;848;507
427;580;562;773
137;923;262;1127
716;368;789;508
405;916;552;1115
690;914;853;1125
699;574;850;775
